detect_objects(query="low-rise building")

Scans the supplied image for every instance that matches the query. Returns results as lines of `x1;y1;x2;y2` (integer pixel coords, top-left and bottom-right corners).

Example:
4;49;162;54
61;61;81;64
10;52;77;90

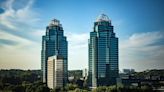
47;55;64;89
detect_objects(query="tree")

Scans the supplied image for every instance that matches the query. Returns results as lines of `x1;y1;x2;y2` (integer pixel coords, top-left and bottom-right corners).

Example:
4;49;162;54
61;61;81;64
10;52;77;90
12;85;25;92
92;86;107;92
65;83;78;91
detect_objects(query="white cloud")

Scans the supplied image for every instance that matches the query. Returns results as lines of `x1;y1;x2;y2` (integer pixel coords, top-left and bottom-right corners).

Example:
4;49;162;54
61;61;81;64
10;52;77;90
66;32;89;48
32;29;45;36
0;0;40;47
0;0;39;31
0;43;41;70
66;32;89;70
0;30;34;49
121;32;163;48
0;0;41;70
0;30;41;69
120;31;164;71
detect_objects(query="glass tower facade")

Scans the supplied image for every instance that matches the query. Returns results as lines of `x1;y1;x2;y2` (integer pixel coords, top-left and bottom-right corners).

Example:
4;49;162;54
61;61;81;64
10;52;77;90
88;14;119;87
41;19;68;85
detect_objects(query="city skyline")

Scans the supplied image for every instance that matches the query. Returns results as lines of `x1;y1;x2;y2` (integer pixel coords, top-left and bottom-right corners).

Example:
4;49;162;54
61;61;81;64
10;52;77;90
0;0;164;71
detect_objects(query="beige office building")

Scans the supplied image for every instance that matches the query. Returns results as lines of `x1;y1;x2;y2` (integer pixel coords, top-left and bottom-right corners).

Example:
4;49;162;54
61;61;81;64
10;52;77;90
47;55;64;89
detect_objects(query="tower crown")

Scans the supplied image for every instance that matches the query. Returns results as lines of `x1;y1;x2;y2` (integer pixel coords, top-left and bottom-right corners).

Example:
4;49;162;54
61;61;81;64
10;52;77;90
96;14;111;22
49;19;62;27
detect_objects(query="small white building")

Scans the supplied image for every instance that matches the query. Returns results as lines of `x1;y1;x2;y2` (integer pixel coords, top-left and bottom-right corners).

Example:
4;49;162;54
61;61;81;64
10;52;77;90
47;55;64;89
83;68;88;80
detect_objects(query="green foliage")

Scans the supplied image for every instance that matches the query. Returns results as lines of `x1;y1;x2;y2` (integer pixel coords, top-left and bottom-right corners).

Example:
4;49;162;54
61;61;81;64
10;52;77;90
92;86;117;92
35;85;50;92
0;69;43;92
92;85;153;92
51;87;64;92
74;88;81;92
0;69;160;92
68;70;82;79
140;85;153;92
12;85;25;92
133;69;164;78
65;83;78;91
0;69;41;85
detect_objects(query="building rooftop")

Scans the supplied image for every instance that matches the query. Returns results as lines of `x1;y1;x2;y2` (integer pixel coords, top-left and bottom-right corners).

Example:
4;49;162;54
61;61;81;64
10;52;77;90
96;14;111;22
49;19;62;27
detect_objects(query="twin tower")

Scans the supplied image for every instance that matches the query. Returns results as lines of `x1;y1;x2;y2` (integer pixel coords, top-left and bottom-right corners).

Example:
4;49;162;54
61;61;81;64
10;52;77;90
41;14;119;89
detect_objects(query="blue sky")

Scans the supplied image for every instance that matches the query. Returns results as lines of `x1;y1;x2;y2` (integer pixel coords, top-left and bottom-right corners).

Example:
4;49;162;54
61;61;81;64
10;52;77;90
0;0;164;71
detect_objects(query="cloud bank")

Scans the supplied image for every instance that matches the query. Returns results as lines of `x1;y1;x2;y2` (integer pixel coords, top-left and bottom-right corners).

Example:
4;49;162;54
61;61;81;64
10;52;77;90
66;32;89;70
120;31;164;71
0;0;42;69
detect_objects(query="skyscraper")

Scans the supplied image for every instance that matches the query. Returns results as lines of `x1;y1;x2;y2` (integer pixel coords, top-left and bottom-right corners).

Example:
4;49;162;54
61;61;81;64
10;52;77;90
88;14;119;87
41;19;68;85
